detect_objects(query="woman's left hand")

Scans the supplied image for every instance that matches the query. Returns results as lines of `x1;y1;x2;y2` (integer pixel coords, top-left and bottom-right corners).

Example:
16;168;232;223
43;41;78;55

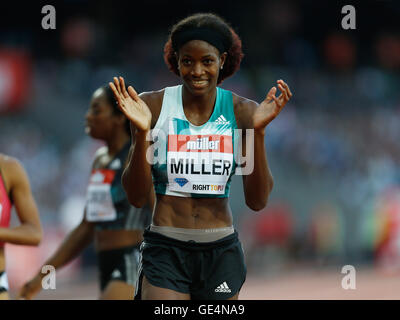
253;79;292;131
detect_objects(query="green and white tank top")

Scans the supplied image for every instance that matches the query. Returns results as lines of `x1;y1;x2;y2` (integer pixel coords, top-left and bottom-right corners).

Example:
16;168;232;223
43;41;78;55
150;85;238;198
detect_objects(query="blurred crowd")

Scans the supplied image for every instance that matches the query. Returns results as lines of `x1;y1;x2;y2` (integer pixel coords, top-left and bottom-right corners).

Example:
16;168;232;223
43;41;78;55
0;1;399;282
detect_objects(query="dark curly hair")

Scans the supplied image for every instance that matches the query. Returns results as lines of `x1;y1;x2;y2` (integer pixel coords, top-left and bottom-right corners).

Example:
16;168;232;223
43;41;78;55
163;13;244;84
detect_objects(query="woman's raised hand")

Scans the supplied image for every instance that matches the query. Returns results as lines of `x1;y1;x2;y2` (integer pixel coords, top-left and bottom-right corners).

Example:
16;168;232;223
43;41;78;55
253;80;292;131
109;76;152;132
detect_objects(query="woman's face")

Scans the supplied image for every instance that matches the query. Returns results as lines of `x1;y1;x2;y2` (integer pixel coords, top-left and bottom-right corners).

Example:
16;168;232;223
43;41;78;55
177;40;226;95
85;88;116;140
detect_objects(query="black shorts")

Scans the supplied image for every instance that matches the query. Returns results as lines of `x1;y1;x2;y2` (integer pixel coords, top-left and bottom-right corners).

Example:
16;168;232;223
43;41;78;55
97;244;141;291
135;228;247;300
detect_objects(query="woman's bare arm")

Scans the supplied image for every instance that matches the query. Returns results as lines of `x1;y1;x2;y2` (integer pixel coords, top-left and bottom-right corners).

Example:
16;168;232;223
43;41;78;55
0;157;42;245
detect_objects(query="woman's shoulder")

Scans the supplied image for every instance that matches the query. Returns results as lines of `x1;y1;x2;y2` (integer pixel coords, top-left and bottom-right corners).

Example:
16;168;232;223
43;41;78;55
91;146;109;170
139;88;166;128
231;91;258;108
0;155;24;175
0;155;28;191
93;146;108;160
139;88;165;106
230;91;259;129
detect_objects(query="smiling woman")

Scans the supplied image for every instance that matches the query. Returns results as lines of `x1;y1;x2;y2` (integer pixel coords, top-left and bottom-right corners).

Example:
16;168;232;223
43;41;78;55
164;13;243;86
174;40;224;96
110;12;292;300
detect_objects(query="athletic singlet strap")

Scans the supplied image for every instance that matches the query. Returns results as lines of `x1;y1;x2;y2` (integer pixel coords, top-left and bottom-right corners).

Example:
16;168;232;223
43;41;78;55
0;165;12;240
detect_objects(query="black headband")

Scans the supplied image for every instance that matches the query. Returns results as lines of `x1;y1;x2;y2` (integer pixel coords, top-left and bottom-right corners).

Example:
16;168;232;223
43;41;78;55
172;27;230;54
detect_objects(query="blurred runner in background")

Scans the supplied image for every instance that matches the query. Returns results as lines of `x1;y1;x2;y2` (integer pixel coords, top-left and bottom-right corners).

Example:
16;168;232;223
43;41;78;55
0;154;43;300
19;85;153;300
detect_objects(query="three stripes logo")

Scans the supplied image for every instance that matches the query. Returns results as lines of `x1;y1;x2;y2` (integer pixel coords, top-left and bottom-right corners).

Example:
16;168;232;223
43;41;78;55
215;115;230;124
215;281;231;293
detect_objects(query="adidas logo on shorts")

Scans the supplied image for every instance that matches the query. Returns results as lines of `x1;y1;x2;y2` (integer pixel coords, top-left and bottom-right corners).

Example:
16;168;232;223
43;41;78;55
215;281;231;293
215;115;230;124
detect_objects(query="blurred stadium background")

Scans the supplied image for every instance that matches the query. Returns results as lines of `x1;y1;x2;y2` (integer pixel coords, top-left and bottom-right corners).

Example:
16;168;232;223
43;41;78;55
1;0;400;299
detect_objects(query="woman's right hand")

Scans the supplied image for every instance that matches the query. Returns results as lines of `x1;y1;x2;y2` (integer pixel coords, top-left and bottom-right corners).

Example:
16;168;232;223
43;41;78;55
18;274;43;300
109;76;152;132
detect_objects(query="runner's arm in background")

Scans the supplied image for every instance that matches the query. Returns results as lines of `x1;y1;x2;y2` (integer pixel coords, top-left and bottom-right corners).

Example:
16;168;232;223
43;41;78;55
18;212;94;299
0;158;42;245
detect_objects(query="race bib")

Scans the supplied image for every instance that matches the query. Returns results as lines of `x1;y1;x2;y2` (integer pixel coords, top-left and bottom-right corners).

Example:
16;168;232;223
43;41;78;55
167;120;234;195
86;169;117;222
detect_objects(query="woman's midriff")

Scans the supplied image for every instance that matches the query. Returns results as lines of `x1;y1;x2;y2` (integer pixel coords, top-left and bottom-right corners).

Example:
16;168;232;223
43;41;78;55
153;194;233;228
94;229;143;252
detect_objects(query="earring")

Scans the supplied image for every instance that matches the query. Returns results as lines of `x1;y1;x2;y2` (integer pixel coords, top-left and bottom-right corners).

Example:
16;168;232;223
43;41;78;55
220;65;223;70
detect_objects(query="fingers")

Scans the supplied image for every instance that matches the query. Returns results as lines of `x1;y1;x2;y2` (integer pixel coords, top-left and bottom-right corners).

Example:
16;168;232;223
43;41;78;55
128;86;139;102
109;82;118;97
281;80;293;98
18;293;29;300
277;79;292;102
113;76;122;95
119;76;129;99
266;86;281;107
266;87;277;101
110;76;139;103
109;82;123;108
270;94;280;108
277;83;288;102
17;287;29;300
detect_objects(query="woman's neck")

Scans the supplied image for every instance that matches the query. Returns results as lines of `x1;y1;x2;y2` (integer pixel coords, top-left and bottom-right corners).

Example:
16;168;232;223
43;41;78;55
105;131;130;157
182;85;217;114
